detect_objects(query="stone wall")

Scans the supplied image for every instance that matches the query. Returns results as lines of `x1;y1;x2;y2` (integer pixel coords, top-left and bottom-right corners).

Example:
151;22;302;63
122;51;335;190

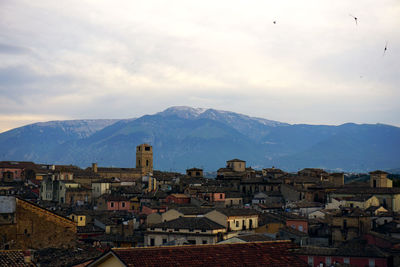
0;198;77;250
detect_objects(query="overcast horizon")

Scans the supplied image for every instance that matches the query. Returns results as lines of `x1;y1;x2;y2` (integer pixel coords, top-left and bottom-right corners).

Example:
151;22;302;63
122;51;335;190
1;0;399;133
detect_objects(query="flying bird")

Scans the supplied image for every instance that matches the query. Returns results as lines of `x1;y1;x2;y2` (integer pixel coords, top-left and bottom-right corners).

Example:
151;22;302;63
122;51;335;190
349;14;358;25
273;21;276;24
383;41;388;56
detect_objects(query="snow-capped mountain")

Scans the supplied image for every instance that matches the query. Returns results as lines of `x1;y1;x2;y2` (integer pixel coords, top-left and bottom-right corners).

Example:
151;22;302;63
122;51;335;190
0;106;399;172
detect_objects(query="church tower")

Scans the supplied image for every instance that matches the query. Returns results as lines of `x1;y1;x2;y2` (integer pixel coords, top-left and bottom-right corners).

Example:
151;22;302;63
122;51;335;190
136;144;153;176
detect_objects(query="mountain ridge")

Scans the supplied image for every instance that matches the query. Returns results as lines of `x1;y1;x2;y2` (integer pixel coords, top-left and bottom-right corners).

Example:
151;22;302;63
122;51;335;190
0;106;399;172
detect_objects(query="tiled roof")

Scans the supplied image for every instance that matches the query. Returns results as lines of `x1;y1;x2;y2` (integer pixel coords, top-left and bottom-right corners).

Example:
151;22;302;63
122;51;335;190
151;217;225;231
280;226;309;237
289;201;324;208
215;208;260;217
346;195;374;202
66;187;92;193
227;158;246;162
236;234;274;242
107;241;307;267
169;193;190;199
0;161;36;169
258;213;285;226
176;207;214;215
298;239;389;258
333;186;400;194
0;250;33;267
77;224;105;234
186;168;203;171
370;170;389;175
102;194;130;202
225;191;243;198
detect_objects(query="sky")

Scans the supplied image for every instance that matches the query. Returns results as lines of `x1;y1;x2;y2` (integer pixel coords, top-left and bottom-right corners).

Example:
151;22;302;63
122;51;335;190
0;0;399;133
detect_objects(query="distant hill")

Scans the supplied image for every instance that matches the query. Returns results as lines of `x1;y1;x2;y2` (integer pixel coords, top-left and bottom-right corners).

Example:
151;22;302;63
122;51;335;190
387;168;400;175
0;106;399;172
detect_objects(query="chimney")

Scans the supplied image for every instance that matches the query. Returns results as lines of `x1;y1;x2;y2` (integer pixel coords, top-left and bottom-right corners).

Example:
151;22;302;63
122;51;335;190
92;163;98;173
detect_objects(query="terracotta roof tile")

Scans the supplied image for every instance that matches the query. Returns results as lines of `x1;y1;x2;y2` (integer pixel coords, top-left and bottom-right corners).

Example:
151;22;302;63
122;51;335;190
0;250;33;267
110;241;307;267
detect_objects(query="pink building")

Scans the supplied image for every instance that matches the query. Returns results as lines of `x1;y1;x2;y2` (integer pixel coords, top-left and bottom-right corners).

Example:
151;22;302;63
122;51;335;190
0;161;36;182
297;241;389;267
165;194;191;204
286;218;308;233
203;192;225;202
141;205;167;216
98;194;132;212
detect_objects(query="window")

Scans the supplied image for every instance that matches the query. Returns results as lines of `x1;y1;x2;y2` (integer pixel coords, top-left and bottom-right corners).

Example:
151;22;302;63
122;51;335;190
189;229;194;232
187;240;196;244
202;240;207;244
146;160;149;166
343;258;350;264
308;256;314;265
326;257;331;266
145;146;150;151
220;194;223;199
236;221;239;227
150;238;155;246
80;217;83;221
368;259;375;267
201;229;206;232
298;225;303;232
110;202;114;208
138;160;141;166
162;238;167;244
122;202;126;208
343;219;347;229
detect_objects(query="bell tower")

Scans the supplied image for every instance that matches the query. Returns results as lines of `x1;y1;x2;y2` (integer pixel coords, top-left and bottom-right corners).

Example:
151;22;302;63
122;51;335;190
136;144;153;176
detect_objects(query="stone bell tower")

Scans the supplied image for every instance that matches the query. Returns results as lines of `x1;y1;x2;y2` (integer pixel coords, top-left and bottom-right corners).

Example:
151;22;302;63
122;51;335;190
136;144;153;176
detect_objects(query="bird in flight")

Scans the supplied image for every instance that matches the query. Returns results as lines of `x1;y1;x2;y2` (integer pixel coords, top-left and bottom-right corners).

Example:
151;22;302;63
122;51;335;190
349;14;358;25
273;21;276;24
383;41;388;56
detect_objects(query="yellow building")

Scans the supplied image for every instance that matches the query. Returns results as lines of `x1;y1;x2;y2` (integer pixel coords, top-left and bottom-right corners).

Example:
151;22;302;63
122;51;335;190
370;170;392;188
136;144;153;176
69;213;88;227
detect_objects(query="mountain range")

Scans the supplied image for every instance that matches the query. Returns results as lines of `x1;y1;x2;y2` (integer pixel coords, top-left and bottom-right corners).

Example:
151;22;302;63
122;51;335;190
1;106;399;173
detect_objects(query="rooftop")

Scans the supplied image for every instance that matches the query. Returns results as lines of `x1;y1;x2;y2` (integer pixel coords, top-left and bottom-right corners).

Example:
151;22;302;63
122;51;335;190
93;241;306;267
215;208;260;217
0;250;32;267
150;217;225;231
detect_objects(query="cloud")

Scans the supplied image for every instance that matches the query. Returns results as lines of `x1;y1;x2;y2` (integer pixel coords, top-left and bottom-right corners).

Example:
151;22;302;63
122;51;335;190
0;0;399;131
0;43;31;55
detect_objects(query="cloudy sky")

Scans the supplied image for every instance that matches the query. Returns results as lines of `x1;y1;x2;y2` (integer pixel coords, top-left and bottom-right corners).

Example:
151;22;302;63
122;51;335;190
0;0;399;132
